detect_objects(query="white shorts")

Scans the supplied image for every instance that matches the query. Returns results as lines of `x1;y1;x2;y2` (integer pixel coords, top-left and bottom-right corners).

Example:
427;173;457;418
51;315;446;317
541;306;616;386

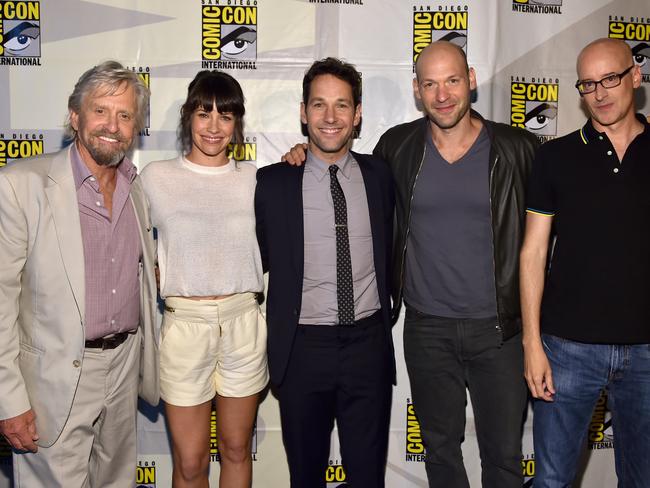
160;293;269;406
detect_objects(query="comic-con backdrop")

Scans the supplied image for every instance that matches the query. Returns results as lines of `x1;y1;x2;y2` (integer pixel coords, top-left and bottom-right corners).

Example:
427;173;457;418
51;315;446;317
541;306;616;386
1;0;648;486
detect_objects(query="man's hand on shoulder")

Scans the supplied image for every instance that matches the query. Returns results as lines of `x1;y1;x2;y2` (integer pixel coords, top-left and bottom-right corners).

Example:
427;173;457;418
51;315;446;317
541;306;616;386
0;409;39;452
281;143;308;166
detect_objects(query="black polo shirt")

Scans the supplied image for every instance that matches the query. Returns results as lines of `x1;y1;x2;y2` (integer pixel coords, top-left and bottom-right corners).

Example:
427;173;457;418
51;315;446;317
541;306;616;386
526;114;650;344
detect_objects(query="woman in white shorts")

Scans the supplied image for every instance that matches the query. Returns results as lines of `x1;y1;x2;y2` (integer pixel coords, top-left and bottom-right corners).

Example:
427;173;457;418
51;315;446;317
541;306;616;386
141;70;267;488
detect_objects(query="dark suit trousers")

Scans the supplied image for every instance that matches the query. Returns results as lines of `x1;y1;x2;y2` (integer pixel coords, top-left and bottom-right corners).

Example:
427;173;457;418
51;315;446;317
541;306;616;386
275;313;393;488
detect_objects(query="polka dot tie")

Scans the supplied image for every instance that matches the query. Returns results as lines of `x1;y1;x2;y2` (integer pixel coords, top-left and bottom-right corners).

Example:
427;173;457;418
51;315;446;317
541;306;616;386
329;165;355;325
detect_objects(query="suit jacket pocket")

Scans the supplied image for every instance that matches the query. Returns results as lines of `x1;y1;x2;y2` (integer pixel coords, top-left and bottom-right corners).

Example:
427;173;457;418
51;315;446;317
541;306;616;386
19;342;44;355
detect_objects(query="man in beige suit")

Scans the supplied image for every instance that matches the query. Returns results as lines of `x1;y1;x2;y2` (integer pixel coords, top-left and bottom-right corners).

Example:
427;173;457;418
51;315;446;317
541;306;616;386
0;61;159;487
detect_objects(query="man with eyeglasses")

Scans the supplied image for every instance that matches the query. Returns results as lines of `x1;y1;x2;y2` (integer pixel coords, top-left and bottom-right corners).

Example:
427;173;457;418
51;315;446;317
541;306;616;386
520;37;650;487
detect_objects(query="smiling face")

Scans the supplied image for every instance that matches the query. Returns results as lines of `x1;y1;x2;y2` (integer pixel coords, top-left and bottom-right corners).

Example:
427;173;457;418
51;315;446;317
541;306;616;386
577;39;641;131
187;102;235;166
414;42;476;131
70;82;138;167
300;74;361;163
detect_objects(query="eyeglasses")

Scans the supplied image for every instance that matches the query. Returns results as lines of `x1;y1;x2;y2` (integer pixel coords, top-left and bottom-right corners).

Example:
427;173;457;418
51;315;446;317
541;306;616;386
575;66;635;95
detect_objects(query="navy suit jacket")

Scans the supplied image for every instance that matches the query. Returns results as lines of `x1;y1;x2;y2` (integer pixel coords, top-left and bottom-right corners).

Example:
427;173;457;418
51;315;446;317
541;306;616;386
255;151;396;386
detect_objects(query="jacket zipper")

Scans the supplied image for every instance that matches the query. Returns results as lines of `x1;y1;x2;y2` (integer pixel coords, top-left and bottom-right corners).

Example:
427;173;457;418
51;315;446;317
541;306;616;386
489;153;501;332
400;145;427;299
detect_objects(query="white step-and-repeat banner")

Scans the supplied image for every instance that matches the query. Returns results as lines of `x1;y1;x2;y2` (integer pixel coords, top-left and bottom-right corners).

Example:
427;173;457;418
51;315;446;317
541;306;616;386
1;0;648;486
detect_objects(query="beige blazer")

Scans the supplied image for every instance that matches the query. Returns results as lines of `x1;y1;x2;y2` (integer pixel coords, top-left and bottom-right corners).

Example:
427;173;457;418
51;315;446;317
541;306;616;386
0;146;159;447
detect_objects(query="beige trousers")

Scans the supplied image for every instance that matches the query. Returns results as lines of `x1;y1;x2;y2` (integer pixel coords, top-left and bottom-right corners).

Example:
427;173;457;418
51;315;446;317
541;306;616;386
13;331;141;488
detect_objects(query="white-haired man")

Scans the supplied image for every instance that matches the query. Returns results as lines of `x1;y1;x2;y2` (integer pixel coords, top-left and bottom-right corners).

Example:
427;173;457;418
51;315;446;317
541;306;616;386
0;61;159;487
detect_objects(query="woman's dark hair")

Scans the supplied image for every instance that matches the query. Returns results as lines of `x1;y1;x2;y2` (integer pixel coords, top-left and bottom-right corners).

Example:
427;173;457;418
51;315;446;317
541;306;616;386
179;70;245;154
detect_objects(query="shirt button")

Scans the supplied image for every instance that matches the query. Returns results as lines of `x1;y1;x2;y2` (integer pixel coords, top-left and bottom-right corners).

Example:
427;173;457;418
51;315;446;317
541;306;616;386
111;289;116;294
111;319;115;325
95;201;102;207
73;360;81;368
607;150;613;156
111;258;115;263
89;177;96;182
598;136;603;140
613;168;619;174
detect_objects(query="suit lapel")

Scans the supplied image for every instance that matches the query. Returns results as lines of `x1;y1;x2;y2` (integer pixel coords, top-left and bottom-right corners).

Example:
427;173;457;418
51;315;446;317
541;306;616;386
129;176;151;238
44;147;85;321
130;176;159;341
288;165;305;277
355;153;387;298
356;152;383;246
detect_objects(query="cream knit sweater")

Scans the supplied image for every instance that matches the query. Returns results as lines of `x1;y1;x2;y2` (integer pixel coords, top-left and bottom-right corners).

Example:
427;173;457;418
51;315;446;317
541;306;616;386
141;156;263;298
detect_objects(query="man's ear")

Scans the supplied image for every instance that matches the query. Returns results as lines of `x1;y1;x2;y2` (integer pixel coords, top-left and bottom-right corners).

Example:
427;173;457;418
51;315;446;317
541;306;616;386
70;110;80;132
413;77;422;101
300;102;307;126
468;67;477;91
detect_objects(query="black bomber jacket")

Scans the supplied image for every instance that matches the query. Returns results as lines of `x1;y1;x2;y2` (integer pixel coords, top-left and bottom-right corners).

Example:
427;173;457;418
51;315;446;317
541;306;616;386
373;111;540;340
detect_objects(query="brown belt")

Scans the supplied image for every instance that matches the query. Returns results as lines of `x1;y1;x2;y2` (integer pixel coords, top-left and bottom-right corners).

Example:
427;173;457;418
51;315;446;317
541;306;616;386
84;332;132;350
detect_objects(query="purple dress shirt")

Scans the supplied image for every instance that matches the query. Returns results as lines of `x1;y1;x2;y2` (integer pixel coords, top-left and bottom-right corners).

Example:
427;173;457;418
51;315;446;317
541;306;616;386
70;143;142;340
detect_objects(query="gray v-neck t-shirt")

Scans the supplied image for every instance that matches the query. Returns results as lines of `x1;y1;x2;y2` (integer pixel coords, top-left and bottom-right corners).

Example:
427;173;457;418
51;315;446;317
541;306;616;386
403;127;497;318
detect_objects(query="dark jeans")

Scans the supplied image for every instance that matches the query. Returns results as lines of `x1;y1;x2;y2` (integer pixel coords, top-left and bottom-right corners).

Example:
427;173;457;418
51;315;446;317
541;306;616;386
275;315;393;488
533;334;650;488
404;307;527;488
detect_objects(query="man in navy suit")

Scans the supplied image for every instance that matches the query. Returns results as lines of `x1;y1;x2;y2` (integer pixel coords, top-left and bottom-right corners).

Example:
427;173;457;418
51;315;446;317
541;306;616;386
255;58;395;488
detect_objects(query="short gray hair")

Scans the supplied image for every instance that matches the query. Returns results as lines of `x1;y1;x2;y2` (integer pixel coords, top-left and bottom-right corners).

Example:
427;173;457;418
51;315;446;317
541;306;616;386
64;60;150;139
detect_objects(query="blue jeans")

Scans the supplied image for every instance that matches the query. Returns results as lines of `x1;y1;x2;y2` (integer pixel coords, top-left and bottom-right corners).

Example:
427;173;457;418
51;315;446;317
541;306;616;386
533;334;650;488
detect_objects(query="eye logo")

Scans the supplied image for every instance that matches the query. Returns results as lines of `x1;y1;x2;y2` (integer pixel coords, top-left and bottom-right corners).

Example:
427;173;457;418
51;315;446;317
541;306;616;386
524;103;558;132
412;6;468;72
221;25;256;60
632;43;649;72
0;1;41;60
511;79;559;141
3;20;39;55
201;2;258;70
609;18;650;82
